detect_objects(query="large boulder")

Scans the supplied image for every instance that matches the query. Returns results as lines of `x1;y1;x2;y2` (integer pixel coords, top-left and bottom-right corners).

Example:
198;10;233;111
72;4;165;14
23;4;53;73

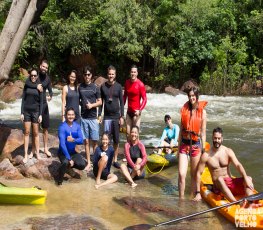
180;80;199;92
0;81;24;102
164;86;185;96
145;85;153;93
0;158;24;179
94;76;107;87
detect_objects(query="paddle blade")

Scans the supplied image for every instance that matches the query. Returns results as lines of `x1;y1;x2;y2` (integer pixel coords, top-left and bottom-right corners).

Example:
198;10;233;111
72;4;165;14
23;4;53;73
123;224;152;230
205;142;210;152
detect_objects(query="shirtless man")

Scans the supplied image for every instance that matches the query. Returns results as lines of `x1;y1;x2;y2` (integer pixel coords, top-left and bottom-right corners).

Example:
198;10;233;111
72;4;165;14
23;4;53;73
193;127;254;202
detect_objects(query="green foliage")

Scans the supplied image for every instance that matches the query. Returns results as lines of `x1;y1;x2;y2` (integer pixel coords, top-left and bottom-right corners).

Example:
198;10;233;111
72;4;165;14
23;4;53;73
0;0;11;30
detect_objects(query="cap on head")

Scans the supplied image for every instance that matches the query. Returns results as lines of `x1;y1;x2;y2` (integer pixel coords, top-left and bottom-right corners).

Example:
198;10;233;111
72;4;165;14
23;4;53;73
164;114;171;122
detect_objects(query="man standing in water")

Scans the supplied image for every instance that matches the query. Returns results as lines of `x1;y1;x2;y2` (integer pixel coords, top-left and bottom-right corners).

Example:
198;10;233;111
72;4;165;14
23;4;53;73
193;127;254;202
25;59;53;157
123;65;147;139
79;66;102;171
99;65;124;169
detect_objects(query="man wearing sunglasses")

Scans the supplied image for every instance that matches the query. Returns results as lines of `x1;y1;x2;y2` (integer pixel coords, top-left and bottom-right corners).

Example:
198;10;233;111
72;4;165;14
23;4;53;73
79;66;102;171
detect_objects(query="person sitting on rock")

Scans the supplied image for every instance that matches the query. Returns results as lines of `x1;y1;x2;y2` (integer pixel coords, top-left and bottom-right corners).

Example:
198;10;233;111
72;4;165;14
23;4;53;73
57;107;86;185
93;133;118;189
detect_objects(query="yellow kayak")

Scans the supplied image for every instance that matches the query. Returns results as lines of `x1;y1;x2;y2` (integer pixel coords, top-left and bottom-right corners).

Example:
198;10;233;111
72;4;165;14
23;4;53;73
201;167;263;229
0;183;47;205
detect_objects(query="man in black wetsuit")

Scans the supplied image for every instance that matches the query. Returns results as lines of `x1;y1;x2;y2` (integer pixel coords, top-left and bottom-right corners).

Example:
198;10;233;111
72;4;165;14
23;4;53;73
99;65;124;169
25;59;53;157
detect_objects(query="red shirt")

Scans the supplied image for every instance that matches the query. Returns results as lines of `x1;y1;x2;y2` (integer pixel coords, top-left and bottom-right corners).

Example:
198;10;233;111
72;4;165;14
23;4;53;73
123;78;147;113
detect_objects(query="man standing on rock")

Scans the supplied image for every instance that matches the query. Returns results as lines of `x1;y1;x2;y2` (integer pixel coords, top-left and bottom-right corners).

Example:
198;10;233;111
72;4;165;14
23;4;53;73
25;59;53;158
99;65;124;169
79;66;102;171
57;108;86;185
123;65;147;139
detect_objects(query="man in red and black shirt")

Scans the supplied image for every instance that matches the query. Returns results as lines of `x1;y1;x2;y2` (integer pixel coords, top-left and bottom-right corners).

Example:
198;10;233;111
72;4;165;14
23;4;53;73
123;65;147;139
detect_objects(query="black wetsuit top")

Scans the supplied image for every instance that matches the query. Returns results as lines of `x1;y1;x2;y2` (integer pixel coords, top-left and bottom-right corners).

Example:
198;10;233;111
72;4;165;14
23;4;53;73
25;72;53;104
78;82;101;119
99;81;124;120
21;82;43;114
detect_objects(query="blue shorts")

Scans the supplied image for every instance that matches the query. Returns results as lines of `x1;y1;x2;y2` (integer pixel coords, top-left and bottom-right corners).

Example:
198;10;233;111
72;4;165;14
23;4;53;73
81;118;99;141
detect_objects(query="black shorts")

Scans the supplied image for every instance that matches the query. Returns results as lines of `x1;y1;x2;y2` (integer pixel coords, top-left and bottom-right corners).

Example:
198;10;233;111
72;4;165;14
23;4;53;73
103;119;120;144
93;165;110;180
41;103;50;129
23;111;40;123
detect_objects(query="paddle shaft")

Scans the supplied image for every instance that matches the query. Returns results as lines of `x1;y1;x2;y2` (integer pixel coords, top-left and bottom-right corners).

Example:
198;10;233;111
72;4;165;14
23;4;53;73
145;146;177;149
155;192;263;227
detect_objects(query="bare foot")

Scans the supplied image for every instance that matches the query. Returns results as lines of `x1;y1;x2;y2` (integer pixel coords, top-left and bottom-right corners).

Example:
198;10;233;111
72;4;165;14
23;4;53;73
84;164;91;172
35;154;42;160
96;179;101;185
95;184;100;189
131;183;137;188
28;152;33;159
45;150;52;157
23;157;28;164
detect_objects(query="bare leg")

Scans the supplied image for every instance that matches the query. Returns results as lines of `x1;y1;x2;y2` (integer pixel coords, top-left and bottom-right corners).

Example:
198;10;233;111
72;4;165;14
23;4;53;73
113;143;119;162
178;153;189;199
32;123;41;159
126;114;132;141
95;155;108;185
158;140;169;155
23;122;31;163
95;174;118;189
84;139;91;171
190;153;202;197
120;164;137;187
43;128;51;157
133;115;141;130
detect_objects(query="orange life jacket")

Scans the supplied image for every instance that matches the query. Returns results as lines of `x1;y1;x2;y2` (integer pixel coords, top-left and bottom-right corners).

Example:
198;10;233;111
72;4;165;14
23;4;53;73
181;101;208;142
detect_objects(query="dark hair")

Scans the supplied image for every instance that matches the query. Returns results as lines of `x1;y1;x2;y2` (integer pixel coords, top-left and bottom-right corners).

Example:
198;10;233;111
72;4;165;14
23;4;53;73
108;65;116;72
29;68;40;83
83;65;93;76
130;65;138;70
213;127;223;135
65;107;75;115
187;87;199;111
164;114;171;122
40;59;48;65
131;125;140;133
67;70;78;91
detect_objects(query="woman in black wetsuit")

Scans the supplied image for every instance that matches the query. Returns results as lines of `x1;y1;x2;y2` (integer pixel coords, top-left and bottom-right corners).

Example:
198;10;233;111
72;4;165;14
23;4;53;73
21;68;43;163
61;70;80;123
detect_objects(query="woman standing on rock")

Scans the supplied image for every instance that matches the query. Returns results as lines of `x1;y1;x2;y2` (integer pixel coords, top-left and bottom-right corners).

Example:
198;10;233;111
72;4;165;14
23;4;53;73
178;87;207;198
61;70;80;123
21;68;43;163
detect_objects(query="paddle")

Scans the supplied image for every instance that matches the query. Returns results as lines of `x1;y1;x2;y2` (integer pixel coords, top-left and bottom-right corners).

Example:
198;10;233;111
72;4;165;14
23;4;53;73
145;146;177;149
123;192;263;230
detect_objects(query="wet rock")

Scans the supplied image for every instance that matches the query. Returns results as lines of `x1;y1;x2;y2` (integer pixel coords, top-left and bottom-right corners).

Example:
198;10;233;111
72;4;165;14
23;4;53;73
118;196;184;217
164;86;184;96
14;80;25;89
180;80;199;93
9;214;108;230
0;158;24;179
0;82;23;102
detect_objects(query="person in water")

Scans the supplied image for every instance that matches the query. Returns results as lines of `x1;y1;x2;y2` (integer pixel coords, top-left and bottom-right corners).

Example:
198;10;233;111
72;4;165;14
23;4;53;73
93;133;118;189
178;87;207;198
123;65;147;139
21;68;43;163
120;126;147;188
157;114;180;155
193;127;259;207
61;70;80;123
57;108;86;185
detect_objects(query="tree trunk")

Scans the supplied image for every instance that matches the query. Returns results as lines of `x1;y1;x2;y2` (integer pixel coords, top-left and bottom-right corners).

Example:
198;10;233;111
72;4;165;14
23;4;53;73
0;0;30;66
0;0;38;83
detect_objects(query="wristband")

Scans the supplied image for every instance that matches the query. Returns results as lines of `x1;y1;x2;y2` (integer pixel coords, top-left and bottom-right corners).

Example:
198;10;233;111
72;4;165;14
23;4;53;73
195;191;200;195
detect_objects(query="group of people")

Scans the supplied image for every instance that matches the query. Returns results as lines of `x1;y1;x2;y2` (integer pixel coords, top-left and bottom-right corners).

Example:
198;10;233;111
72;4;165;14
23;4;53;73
21;60;255;202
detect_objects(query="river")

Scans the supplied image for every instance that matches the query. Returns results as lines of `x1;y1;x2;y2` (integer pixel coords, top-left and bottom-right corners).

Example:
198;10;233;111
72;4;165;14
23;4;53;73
0;91;262;229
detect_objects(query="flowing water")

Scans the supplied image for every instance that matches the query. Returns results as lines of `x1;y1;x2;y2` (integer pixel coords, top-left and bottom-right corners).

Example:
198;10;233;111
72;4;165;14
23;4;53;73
0;91;262;229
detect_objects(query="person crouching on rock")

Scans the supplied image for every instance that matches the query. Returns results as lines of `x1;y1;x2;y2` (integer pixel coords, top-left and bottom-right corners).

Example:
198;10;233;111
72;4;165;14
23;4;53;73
57;107;86;185
93;133;118;189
